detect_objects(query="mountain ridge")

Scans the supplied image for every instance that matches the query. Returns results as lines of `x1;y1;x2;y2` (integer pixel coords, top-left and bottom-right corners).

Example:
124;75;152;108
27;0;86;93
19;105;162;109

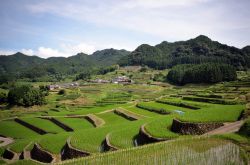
1;35;250;82
119;35;250;70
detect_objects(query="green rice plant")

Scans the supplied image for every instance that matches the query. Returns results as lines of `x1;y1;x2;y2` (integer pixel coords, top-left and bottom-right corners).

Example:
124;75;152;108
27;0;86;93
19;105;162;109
114;108;143;120
38;132;71;154
9;138;35;153
55;117;94;130
70;119;147;153
0;120;39;138
183;96;238;105
0;148;5;156
109;129;137;149
96;91;132;105
195;93;223;99
10;160;41;165
137;101;191;114
122;105;161;117
136;103;170;114
0;159;5;164
144;116;179;139
56;94;81;101
58;138;246;165
109;120;147;148
20;117;65;133
178;104;244;123
156;98;200;110
70;127;111;153
64;104;126;116
213;133;249;144
96;111;130;126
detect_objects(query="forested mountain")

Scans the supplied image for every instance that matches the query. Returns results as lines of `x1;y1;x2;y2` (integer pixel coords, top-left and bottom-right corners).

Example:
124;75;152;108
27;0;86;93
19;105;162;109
167;63;237;85
1;35;250;83
0;49;130;81
119;35;250;70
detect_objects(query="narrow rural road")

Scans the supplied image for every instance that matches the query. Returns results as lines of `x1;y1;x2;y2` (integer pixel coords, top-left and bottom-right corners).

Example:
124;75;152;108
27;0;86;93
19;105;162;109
0;136;14;147
204;120;244;136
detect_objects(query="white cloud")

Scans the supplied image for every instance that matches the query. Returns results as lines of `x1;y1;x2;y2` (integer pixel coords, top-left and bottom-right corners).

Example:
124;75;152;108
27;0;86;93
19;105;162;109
61;42;96;55
30;42;96;58
123;0;209;8
36;47;66;58
21;49;34;55
0;50;16;55
26;0;250;47
0;42;98;58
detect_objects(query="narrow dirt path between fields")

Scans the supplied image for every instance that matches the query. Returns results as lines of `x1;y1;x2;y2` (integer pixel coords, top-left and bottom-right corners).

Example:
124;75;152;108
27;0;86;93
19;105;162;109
97;109;114;114
204;120;244;136
0;136;14;147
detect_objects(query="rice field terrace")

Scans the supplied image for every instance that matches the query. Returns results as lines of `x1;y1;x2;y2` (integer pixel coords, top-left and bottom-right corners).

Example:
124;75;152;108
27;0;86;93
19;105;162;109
0;79;249;164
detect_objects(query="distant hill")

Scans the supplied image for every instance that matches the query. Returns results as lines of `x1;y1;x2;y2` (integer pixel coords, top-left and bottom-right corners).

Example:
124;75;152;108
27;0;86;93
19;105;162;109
1;35;250;82
119;35;250;70
0;48;130;80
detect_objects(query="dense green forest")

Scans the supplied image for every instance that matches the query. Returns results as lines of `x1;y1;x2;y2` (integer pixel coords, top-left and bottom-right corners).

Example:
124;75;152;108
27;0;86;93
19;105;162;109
167;63;237;85
7;85;46;106
0;49;129;82
119;35;250;70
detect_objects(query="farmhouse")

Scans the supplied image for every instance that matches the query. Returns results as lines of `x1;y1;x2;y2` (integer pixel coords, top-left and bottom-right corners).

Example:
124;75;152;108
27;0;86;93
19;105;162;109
47;82;79;90
47;84;60;90
112;76;132;84
90;79;110;83
60;82;79;88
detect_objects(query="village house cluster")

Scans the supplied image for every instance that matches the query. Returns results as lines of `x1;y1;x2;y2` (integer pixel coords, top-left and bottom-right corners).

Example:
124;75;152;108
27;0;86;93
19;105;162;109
48;76;132;90
47;82;79;90
90;76;132;84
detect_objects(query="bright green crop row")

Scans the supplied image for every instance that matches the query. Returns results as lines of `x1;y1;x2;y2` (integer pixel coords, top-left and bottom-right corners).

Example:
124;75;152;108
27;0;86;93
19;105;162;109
96;111;131;126
9;138;35;153
59;138;246;165
136;101;192;115
20;117;65;133
144;115;179;139
0;120;39;138
109;120;148;148
55;117;94;130
38;132;71;154
178;104;244;123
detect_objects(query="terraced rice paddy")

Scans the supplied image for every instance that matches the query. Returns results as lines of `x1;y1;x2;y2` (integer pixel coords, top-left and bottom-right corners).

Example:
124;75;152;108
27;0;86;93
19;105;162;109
20;117;65;133
59;138;247;165
0;82;249;164
55;117;94;130
0;120;39;138
96;111;130;125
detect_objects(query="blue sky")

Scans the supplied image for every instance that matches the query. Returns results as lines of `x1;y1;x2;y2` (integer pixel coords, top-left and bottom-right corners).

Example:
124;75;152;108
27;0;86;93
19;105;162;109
0;0;250;58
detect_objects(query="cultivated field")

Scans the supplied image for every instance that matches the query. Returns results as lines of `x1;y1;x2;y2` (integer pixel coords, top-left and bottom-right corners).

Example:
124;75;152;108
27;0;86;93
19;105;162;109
0;71;249;164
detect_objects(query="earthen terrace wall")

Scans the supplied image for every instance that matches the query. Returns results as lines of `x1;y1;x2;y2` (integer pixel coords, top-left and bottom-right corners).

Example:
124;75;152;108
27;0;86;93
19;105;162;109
171;119;223;135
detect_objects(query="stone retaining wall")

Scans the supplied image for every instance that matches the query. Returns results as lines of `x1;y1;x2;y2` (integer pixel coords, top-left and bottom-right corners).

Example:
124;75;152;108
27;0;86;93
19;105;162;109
61;139;90;160
14;118;47;135
137;124;167;145
2;149;15;160
41;117;74;132
114;109;139;121
84;114;105;127
102;134;119;151
30;143;54;163
171;119;223;135
19;151;30;160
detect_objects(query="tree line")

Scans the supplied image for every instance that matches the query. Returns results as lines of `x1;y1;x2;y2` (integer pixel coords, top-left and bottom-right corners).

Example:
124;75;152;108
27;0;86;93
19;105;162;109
167;63;237;85
1;85;48;106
